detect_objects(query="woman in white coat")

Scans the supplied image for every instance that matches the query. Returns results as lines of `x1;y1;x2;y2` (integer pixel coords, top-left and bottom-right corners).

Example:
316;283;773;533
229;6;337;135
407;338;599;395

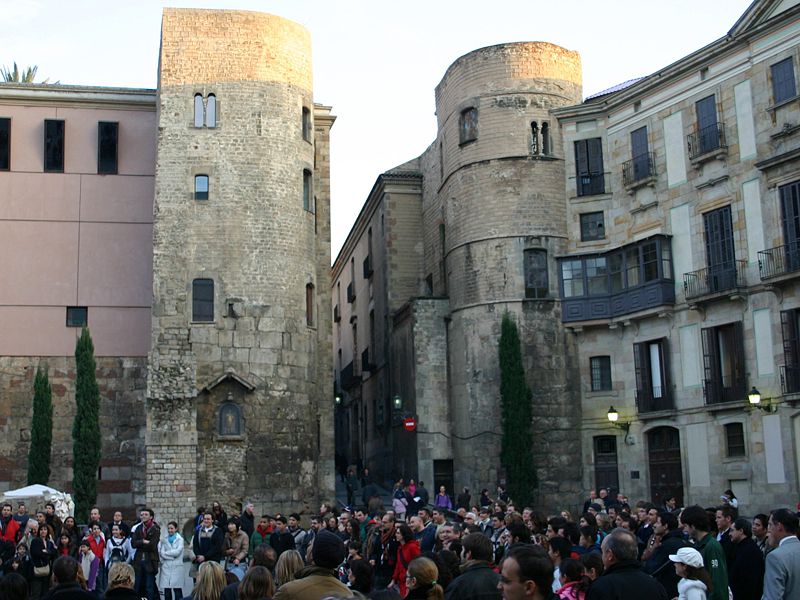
158;521;185;600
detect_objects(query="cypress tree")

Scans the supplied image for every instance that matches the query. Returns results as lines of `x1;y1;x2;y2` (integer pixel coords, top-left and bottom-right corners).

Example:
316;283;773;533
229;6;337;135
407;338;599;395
72;327;101;522
27;366;53;485
499;312;537;506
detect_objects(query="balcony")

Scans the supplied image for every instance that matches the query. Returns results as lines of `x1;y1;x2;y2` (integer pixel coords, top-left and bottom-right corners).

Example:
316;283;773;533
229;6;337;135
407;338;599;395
636;387;674;414
363;255;373;279
577;173;605;197
347;282;356;303
704;377;747;406
683;260;747;301
781;365;800;396
758;243;800;281
688;122;727;162
622;152;657;190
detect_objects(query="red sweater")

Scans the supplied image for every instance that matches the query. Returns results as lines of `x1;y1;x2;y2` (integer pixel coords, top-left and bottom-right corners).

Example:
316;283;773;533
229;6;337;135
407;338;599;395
392;539;421;597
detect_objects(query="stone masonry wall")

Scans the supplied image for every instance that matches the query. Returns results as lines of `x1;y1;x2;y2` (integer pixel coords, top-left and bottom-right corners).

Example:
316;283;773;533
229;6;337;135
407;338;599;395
0;356;146;513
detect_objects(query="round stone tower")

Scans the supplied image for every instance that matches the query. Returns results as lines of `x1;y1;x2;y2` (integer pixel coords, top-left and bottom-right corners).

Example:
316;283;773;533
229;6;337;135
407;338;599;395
430;42;583;506
147;8;334;525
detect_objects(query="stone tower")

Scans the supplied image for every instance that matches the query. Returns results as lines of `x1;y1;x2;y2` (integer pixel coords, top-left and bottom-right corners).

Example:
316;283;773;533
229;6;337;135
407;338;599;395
147;8;334;526
420;43;584;507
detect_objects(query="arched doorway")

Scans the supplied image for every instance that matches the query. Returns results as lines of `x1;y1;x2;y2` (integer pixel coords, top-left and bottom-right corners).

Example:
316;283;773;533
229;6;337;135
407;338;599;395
647;426;684;506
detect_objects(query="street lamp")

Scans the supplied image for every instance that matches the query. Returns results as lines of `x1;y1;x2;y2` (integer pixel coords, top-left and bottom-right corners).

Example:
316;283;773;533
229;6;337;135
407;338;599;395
747;386;776;413
393;395;402;411
607;406;632;444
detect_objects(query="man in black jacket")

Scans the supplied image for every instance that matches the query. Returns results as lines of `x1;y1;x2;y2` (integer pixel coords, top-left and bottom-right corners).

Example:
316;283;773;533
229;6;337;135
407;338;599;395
586;528;668;600
446;533;499;600
728;518;764;600
642;510;687;598
192;512;225;567
130;508;160;600
269;516;296;558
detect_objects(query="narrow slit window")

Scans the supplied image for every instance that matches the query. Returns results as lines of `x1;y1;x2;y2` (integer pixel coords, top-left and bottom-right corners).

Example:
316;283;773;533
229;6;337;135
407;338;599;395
531;122;539;155
302;107;312;141
206;94;217;128
541;122;550;155
97;121;118;174
0;118;10;171
195;174;209;201
303;169;313;212
44;119;65;172
194;94;204;128
306;283;315;326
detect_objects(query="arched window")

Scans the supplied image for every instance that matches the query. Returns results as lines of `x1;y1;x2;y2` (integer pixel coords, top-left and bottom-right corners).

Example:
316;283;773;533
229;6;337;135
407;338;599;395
531;121;539;155
194;94;204;128
219;401;242;436
206;94;217;128
306;283;315;326
194;174;209;200
192;278;214;322
541;122;551;155
303;169;313;212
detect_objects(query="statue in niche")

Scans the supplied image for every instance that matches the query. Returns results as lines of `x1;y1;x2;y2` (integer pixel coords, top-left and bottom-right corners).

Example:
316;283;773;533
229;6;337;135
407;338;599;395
219;393;241;436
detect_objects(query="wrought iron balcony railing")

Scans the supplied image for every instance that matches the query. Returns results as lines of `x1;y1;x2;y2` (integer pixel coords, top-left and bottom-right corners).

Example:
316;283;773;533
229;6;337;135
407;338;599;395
687;122;727;160
636;386;674;413
781;365;800;395
683;260;747;300
704;377;747;405
758;243;800;280
622;152;656;186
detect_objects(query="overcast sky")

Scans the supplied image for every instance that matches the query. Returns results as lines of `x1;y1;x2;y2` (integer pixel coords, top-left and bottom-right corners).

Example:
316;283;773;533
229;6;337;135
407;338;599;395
2;0;754;259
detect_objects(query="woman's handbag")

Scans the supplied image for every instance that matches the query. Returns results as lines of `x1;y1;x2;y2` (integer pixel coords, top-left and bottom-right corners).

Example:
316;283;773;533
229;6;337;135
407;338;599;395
34;564;50;577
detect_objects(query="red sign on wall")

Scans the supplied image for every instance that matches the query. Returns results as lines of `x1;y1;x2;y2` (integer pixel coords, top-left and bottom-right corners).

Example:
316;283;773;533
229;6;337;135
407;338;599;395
403;417;417;431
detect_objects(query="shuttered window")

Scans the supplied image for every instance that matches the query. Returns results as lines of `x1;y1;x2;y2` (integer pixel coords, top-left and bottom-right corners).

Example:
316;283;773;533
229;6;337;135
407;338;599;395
575;138;604;196
772;58;797;105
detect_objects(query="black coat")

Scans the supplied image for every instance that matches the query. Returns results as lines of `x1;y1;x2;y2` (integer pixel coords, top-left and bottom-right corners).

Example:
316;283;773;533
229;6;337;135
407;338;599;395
192;526;224;563
269;530;296;558
642;529;686;598
444;561;500;600
729;537;764;600
101;586;145;600
130;520;161;573
585;560;668;600
42;583;97;600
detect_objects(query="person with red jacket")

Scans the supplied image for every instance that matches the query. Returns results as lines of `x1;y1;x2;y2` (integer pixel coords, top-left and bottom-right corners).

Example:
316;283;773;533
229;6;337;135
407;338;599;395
0;503;21;561
391;523;421;597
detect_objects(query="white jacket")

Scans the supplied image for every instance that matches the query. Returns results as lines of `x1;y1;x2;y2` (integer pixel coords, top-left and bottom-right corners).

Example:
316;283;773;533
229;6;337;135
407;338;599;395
157;534;185;589
678;577;707;600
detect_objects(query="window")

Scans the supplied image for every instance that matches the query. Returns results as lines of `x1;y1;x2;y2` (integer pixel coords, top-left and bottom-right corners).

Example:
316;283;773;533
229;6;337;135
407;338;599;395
206;94;216;128
586;257;608;295
531;122;539;154
459;107;478;144
66;307;87;327
303;169;313;212
580;212;605;241
623;126;654;185
561;259;584;298
195;175;209;201
524;249;548;298
306;283;315;327
593;436;619;491
724;423;745;457
781;308;800;394
302;107;312;141
634;339;672;412
219;402;242;436
574;138;604;196
701;321;746;404
541;122;550;155
194;94;217;128
0;118;9;171
772;57;797;105
590;356;612;391
692;95;722;157
192;279;214;322
194;94;204;128
703;205;736;292
97;121;118;174
44;119;65;172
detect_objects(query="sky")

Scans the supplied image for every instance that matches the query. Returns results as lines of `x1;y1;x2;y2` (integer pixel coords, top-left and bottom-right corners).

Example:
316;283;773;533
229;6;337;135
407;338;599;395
2;0;754;259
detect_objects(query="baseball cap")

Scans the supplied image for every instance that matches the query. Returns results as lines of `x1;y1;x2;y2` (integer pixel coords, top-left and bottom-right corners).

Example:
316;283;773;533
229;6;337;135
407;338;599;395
669;547;704;568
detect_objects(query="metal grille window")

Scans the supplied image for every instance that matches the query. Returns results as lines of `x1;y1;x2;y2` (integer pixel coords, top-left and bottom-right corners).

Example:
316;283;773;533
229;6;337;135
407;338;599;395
460;107;478;144
0;118;9;171
192;279;214;322
524;249;548;298
772;57;797;105
44;119;65;172
66;307;87;327
590;356;612;391
574;138;605;196
580;212;605;241
97;121;118;174
724;422;746;457
195;175;209;201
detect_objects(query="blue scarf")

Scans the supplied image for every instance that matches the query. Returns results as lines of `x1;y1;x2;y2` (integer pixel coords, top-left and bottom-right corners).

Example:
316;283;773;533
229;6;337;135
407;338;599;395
168;533;177;544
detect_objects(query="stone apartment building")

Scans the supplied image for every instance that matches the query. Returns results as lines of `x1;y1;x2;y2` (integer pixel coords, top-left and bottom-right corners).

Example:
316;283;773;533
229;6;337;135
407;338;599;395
333;0;800;511
0;8;335;524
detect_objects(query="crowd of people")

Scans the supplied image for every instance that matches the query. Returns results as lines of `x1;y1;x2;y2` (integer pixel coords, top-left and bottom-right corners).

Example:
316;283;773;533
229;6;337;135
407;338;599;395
0;481;798;600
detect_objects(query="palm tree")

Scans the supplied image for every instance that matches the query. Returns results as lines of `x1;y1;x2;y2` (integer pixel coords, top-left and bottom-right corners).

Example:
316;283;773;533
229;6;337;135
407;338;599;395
1;62;50;83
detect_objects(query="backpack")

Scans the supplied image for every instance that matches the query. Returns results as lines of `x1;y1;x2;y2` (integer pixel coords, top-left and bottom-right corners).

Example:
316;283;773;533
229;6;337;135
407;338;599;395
108;540;126;564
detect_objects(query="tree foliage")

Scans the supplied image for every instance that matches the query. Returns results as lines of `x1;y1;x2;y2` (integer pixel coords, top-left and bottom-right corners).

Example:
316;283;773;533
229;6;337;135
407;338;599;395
72;328;101;522
27;366;53;485
1;62;50;84
499;312;537;506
